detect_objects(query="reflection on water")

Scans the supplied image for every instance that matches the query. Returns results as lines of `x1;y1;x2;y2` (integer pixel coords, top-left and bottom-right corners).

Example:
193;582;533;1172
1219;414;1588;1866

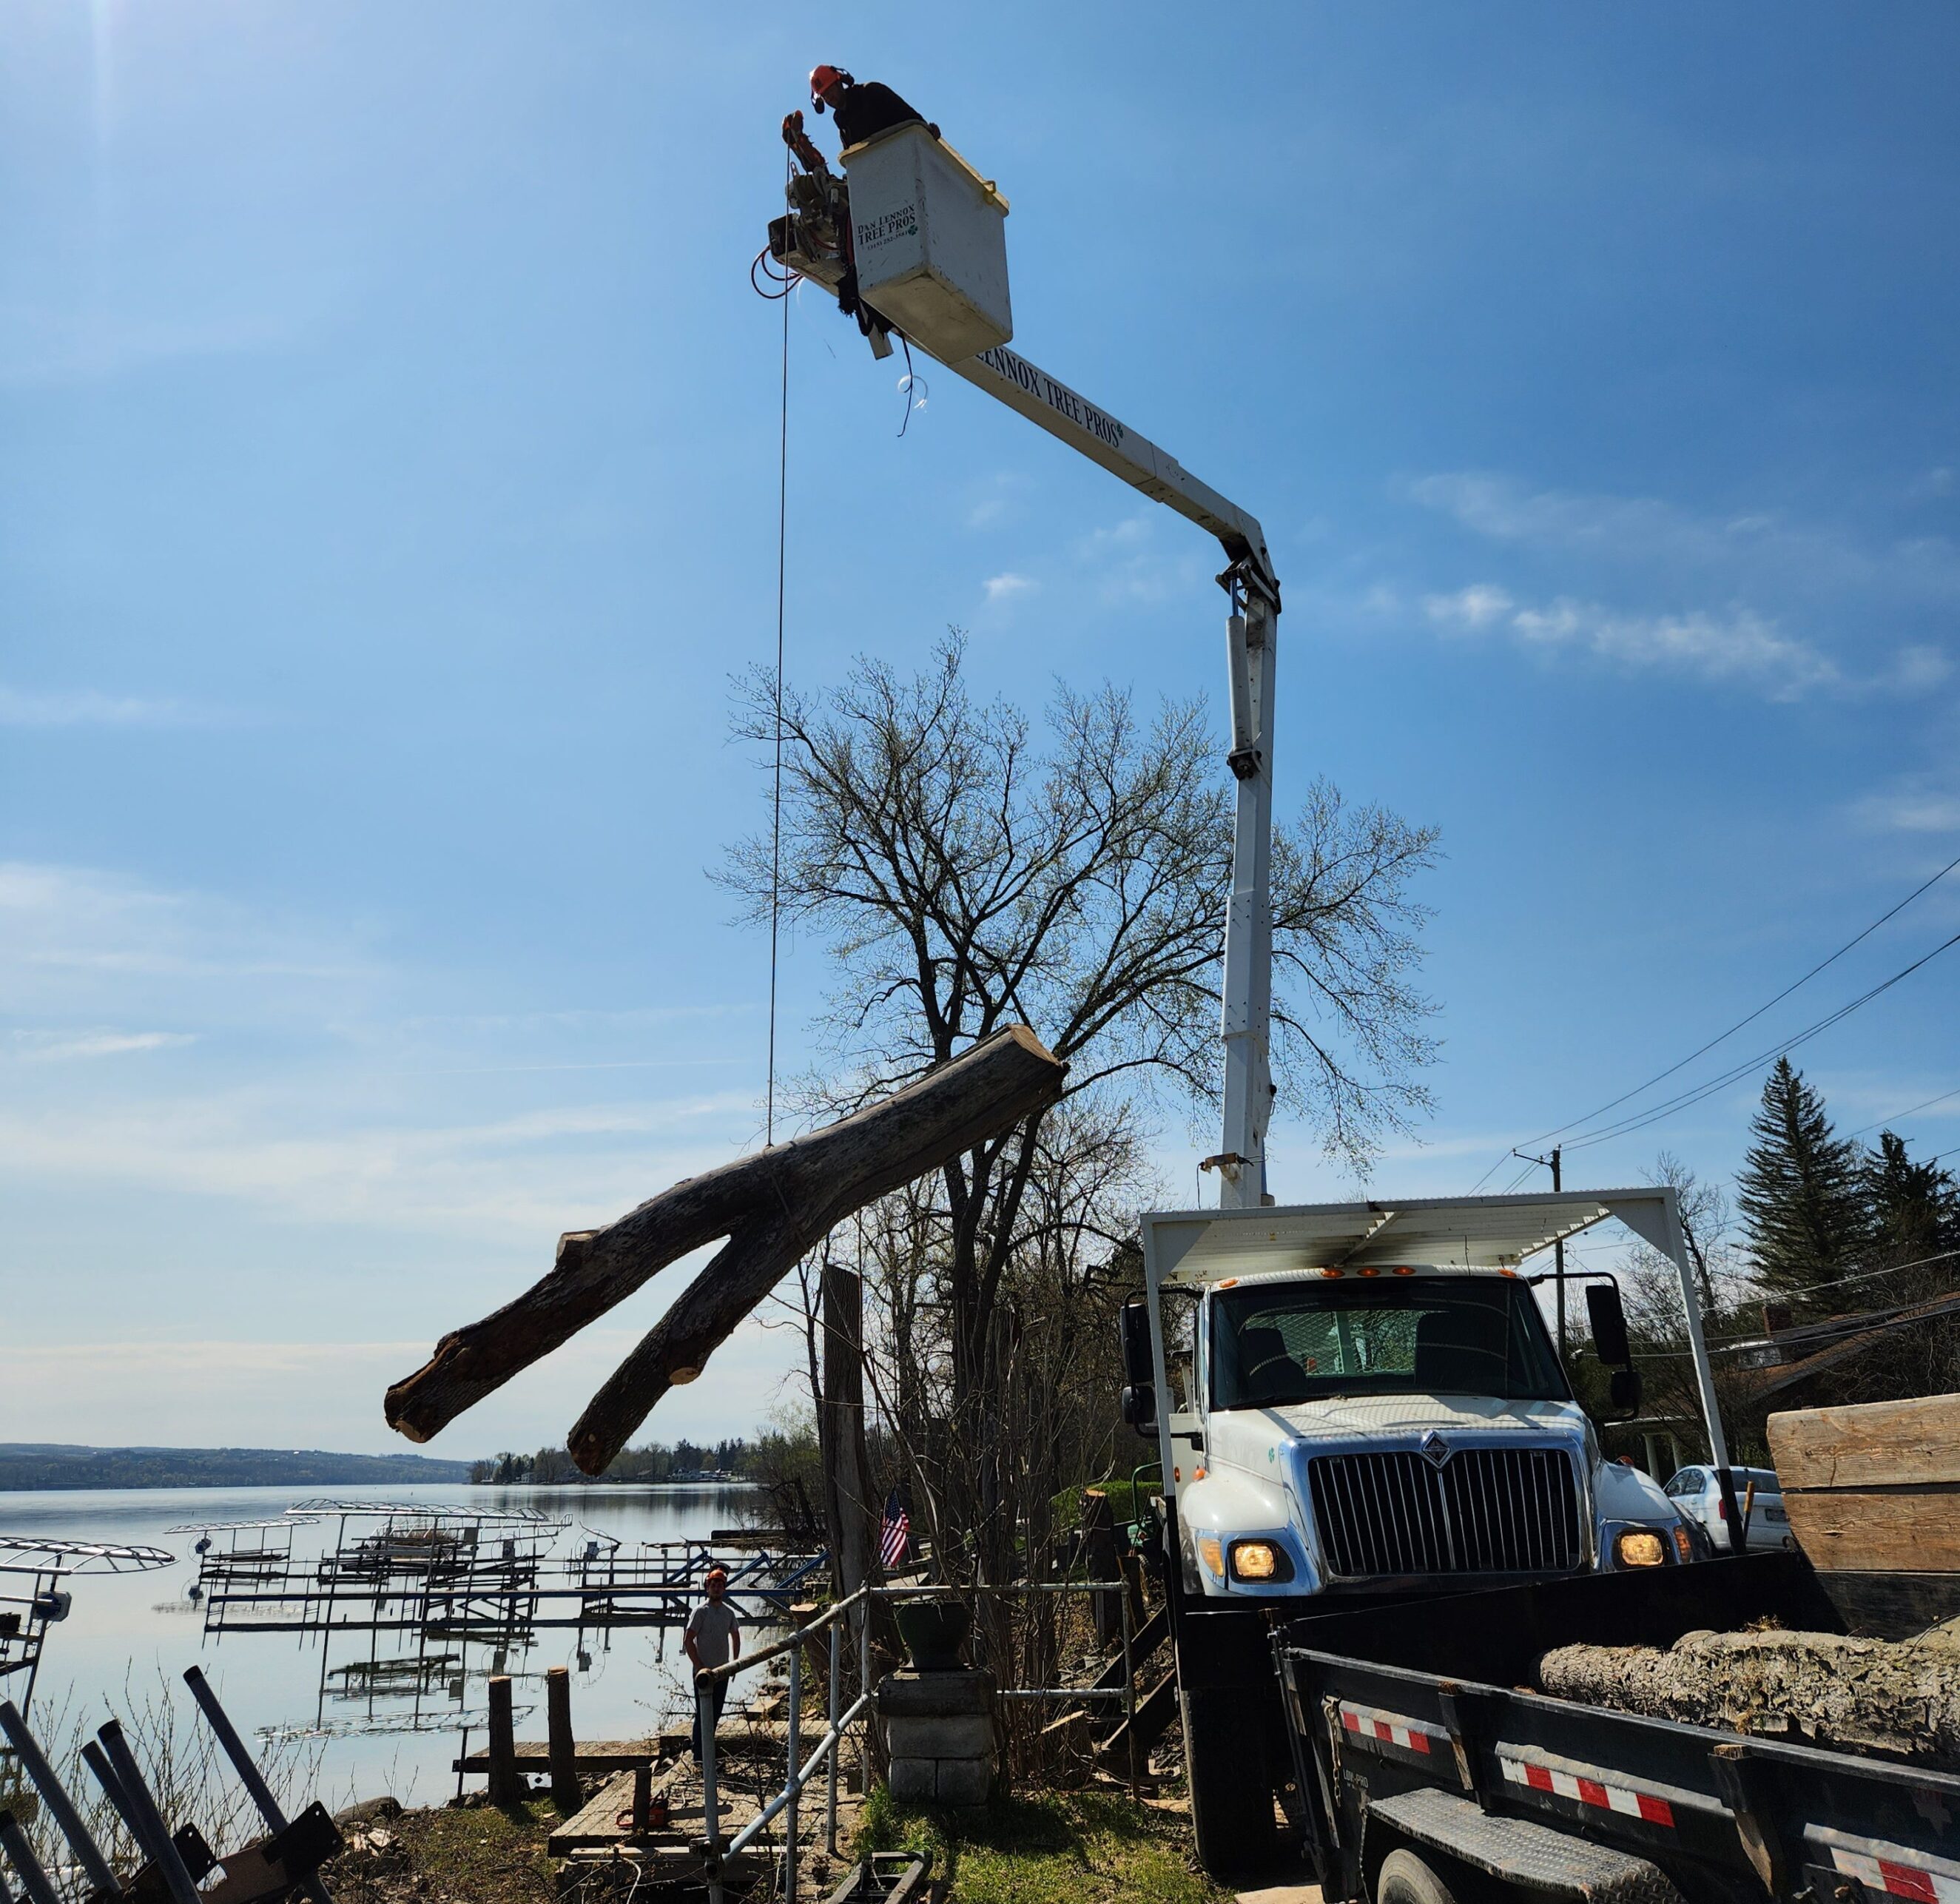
0;1484;764;1809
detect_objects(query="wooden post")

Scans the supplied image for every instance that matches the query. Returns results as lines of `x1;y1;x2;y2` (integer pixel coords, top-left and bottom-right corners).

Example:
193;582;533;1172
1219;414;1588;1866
486;1675;522;1807
821;1262;879;1601
1080;1490;1122;1645
545;1666;581;1812
631;1763;651;1837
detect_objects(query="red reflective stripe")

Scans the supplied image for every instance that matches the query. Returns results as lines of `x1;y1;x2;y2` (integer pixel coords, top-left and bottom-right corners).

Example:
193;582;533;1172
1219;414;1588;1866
1635;1794;1675;1827
1407;1730;1431;1755
1525;1765;1555;1792
1577;1777;1611;1809
1374;1720;1394;1742
1879;1863;1938;1904
1341;1710;1361;1731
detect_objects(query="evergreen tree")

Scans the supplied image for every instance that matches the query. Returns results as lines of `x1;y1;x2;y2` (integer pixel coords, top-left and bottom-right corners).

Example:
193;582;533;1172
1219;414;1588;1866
1861;1130;1960;1268
1736;1057;1870;1306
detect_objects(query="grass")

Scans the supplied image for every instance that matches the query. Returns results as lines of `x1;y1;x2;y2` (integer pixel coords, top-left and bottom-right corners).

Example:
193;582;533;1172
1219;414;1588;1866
855;1786;1232;1904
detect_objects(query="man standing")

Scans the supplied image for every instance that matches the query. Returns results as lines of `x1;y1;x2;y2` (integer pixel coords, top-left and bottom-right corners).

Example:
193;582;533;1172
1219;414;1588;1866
684;1566;741;1762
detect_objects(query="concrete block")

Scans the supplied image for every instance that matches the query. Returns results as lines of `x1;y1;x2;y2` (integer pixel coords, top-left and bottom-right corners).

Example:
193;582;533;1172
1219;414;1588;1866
877;1669;994;1718
884;1713;994;1760
934;1757;991;1808
887;1757;936;1805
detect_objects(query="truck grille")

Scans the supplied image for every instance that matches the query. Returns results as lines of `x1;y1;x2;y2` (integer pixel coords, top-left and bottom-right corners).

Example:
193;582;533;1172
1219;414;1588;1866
1307;1446;1583;1578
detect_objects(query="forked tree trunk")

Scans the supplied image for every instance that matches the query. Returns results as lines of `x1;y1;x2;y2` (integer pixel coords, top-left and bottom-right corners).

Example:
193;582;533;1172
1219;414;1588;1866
384;1024;1065;1474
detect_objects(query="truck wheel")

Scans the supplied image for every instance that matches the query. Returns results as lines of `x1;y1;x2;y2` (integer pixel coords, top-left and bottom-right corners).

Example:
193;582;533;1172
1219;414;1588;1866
1181;1686;1276;1876
1377;1849;1462;1904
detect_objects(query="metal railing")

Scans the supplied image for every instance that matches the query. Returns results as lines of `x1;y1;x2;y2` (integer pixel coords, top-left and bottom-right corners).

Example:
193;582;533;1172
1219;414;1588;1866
694;1578;1147;1904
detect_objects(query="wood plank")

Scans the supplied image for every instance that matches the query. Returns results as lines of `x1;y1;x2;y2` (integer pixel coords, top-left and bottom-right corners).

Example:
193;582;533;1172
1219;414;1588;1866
1768;1394;1960;1494
1782;1488;1960;1574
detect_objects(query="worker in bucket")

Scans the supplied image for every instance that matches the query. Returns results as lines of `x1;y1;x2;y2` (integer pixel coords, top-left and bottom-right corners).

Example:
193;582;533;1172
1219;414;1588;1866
807;65;938;150
808;65;941;350
684;1566;742;1761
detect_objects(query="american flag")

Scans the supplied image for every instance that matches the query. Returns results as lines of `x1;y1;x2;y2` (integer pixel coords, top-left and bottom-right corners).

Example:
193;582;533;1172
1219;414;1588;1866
879;1492;910;1570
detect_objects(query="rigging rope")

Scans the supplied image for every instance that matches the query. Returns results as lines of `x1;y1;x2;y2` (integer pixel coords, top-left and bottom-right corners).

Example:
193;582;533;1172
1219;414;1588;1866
766;152;792;1146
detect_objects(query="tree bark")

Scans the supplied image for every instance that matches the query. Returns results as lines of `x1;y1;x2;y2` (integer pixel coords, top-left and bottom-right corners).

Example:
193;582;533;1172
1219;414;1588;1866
1536;1627;1960;1769
385;1024;1065;1469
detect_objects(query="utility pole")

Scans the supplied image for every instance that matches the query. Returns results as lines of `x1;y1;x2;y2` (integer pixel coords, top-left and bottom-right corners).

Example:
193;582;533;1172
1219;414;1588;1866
1515;1146;1566;1359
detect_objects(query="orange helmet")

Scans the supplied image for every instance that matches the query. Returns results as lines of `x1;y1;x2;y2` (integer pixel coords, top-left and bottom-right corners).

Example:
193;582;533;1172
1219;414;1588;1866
809;64;848;110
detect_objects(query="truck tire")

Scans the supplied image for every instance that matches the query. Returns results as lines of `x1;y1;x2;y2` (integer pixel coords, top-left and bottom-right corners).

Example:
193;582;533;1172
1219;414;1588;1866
1181;1685;1276;1876
1377;1849;1462;1904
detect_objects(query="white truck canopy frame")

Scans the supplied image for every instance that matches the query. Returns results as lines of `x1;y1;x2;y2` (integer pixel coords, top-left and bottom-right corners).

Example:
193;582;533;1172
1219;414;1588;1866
1139;1188;1731;1481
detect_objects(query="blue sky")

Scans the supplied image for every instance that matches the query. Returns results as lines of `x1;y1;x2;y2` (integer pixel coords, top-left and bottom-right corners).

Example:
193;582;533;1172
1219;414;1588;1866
4;3;1956;1455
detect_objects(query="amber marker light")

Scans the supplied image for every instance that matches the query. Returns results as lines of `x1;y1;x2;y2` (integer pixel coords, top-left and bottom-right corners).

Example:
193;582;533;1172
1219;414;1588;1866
1392;1266;1417;1276
1198;1536;1225;1576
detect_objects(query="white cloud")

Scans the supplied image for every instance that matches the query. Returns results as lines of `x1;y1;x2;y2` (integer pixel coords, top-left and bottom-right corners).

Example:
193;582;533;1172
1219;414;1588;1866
1852;784;1960;835
983;571;1037;603
1077;514;1207;607
1411;471;1960;603
0;1090;752;1239
1419;585;1908;699
0;685;236;729
0;861;374;1004
7;1029;197;1063
1425;584;1512;630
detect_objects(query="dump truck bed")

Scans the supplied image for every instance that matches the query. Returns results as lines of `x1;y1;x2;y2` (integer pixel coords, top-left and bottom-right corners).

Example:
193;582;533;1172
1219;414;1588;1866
1273;1555;1960;1904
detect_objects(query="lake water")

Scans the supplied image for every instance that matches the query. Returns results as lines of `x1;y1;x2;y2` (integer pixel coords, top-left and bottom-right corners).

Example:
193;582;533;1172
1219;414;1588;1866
0;1483;767;1812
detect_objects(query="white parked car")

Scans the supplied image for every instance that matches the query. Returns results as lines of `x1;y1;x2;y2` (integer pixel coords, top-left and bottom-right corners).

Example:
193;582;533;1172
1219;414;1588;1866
1663;1463;1795;1552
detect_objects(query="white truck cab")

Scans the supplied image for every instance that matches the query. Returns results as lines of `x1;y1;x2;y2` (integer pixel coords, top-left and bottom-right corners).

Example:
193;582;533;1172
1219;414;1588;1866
1123;1188;1740;1875
1161;1264;1687;1600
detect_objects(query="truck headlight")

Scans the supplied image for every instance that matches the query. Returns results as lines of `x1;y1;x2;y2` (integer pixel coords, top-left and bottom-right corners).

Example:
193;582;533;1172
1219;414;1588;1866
1614;1530;1667;1568
1230;1541;1278;1581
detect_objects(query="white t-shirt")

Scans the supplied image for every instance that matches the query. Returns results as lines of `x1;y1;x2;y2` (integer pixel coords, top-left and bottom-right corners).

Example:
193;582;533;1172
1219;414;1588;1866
686;1598;741;1669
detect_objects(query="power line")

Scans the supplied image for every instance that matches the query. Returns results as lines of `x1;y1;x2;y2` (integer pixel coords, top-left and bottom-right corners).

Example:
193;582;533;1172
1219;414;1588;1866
1469;850;1960;1191
1560;925;1960;1154
1846;1083;1960;1141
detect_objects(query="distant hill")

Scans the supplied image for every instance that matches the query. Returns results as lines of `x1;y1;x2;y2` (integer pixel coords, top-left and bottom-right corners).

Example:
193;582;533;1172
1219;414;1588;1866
0;1444;478;1491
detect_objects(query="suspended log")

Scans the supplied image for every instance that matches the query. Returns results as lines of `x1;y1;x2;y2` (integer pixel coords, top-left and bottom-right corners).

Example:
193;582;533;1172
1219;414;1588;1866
385;1024;1065;1473
1536;1627;1960;1769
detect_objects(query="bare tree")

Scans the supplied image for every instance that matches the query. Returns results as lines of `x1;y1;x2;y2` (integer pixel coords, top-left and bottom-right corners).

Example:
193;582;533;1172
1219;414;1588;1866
727;634;1439;1576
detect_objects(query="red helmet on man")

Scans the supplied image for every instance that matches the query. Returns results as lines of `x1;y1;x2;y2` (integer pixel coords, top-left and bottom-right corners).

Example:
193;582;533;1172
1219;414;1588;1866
809;64;849;111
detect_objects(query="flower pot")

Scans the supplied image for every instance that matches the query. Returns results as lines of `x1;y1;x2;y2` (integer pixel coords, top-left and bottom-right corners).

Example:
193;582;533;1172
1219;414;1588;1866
894;1598;971;1672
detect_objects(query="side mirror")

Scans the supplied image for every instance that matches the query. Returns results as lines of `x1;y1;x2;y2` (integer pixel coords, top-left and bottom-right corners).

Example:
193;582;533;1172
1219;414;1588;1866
1609;1367;1643;1419
1120;1384;1156;1433
1586;1282;1633;1368
1119;1296;1155;1390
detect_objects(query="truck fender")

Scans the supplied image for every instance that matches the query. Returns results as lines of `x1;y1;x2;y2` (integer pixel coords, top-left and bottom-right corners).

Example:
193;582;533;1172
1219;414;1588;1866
1177;1467;1315;1595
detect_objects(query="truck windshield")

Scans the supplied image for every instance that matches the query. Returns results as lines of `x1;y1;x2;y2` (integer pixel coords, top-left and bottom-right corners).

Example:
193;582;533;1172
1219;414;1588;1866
1210;1277;1568;1407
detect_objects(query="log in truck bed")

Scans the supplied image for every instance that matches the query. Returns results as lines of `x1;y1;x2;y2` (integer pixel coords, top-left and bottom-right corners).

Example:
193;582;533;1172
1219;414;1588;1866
1273;1553;1960;1904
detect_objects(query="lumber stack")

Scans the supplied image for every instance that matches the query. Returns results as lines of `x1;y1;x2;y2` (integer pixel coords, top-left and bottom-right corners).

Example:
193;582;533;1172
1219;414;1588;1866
1766;1392;1960;1638
384;1025;1065;1473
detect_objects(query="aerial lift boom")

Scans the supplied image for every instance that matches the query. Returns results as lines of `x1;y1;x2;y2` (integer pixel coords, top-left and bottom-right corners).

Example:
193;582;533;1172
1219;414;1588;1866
771;128;1282;1208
